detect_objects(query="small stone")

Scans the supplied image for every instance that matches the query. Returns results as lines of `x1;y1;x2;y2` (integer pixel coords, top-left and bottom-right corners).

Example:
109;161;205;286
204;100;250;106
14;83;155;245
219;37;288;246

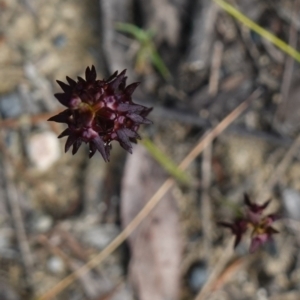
257;288;268;300
47;256;65;274
282;188;300;220
82;225;119;250
187;261;208;293
27;131;60;171
0;92;22;118
52;35;67;48
0;229;13;256
32;214;53;233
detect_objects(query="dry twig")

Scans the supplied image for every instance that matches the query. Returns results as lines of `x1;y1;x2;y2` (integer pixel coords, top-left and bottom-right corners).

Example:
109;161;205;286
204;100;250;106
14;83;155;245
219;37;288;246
38;235;110;299
2;157;35;287
208;41;224;96
275;0;299;122
194;237;235;300
0;110;61;129
201;139;213;257
211;255;254;291
257;133;300;201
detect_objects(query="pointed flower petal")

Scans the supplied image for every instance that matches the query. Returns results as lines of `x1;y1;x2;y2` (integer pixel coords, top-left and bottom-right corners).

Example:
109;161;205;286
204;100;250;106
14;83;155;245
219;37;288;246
56;80;72;93
93;136;108;162
54;93;70;107
58;128;71;138
65;135;78;153
66;76;77;87
48;109;71;123
117;129;132;153
109;69;126;90
125;82;140;95
72;140;82;155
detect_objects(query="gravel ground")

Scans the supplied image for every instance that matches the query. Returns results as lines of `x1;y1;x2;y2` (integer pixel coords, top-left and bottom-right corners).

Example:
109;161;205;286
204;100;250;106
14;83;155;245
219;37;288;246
0;0;300;299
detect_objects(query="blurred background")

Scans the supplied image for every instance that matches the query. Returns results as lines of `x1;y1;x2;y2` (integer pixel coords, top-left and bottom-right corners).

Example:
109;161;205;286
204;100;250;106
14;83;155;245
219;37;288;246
0;0;300;299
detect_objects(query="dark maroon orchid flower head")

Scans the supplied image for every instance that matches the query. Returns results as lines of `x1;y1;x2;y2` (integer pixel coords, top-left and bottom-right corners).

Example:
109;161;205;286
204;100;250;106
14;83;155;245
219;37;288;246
48;66;152;161
219;193;279;253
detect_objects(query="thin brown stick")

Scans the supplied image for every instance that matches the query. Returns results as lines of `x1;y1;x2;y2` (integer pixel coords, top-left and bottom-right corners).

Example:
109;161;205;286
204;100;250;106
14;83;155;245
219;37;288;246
257;132;300;201
2;159;35;286
37;88;262;300
0;109;62;129
179;88;262;171
208;41;223;96
37;235;71;264
38;235;117;299
201;136;213;257
194;237;235;300
275;0;299;122
211;255;254;291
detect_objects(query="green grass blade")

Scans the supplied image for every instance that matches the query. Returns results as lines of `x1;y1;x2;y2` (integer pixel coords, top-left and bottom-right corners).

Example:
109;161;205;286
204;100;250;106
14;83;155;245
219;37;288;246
115;22;149;42
214;0;300;63
115;22;171;80
151;50;171;80
141;138;191;185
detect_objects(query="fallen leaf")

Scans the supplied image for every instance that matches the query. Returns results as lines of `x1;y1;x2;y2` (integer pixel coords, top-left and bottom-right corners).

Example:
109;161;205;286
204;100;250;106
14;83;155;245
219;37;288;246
121;145;182;300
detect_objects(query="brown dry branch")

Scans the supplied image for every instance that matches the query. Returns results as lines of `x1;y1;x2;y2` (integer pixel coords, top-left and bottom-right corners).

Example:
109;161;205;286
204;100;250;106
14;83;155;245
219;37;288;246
201;139;213;257
257;133;300;201
186;0;219;66
37;235;71;265
194;237;235;300
211;255;254;291
0;109;61;129
2;157;35;287
275;0;299;122
38;235;111;299
201;39;223;257
208;40;224;96
37;88;262;300
0;124;34;285
56;228;89;261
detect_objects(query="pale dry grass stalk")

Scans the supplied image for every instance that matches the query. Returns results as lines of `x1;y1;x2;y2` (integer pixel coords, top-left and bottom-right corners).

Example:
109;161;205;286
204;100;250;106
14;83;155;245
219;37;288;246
257;133;300;201
194;237;235;300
